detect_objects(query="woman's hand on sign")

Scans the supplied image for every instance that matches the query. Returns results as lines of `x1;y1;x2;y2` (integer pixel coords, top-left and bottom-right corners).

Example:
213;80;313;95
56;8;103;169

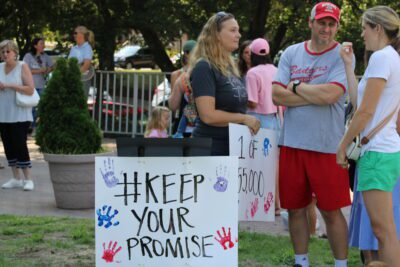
243;115;260;135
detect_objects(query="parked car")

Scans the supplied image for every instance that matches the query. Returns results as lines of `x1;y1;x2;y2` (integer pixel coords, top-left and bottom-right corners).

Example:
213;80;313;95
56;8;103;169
44;48;67;62
114;45;156;69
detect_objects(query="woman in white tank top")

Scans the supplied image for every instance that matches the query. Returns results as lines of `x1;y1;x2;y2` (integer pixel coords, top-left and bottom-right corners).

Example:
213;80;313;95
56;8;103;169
0;40;36;191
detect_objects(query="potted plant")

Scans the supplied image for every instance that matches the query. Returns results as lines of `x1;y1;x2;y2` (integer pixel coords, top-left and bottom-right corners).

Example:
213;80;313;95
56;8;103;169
36;57;109;209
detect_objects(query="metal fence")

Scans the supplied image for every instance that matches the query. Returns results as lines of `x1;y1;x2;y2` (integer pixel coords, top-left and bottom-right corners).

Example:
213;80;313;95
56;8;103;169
88;71;359;137
89;70;171;137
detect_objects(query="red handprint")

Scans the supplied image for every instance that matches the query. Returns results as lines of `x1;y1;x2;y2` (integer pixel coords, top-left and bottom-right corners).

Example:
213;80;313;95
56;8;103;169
250;198;259;218
102;241;122;263
264;192;274;214
214;227;235;250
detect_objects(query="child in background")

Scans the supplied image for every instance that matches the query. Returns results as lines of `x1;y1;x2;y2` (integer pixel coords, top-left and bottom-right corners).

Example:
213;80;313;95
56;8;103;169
144;107;170;138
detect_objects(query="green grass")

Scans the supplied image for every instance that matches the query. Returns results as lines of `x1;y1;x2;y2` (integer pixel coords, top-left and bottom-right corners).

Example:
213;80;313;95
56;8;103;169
0;215;362;266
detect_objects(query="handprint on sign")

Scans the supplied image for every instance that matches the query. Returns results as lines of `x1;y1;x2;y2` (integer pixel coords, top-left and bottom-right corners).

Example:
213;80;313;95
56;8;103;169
214;227;235;250
250;198;259;218
97;205;120;229
262;138;272;157
213;165;229;192
102;241;122;263
264;192;274;214
100;158;120;188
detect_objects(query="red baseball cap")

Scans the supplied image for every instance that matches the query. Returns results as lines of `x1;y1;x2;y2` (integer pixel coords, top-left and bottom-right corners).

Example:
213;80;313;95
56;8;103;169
310;2;340;23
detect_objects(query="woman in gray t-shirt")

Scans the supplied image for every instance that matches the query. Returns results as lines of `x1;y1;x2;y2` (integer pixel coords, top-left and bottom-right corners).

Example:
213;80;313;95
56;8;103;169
23;37;54;131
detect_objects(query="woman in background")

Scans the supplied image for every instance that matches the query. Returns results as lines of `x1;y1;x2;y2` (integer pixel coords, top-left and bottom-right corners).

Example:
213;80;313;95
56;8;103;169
23;37;54;134
238;40;252;79
0;40;36;191
69;25;94;97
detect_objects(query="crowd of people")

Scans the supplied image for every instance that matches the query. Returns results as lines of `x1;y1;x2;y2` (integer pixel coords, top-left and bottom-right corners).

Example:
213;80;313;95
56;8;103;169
0;25;94;192
1;2;400;266
145;3;400;267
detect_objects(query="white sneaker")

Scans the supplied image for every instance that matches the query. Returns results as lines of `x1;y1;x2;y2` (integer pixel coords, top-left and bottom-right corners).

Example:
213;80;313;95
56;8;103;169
2;178;24;189
23;180;34;191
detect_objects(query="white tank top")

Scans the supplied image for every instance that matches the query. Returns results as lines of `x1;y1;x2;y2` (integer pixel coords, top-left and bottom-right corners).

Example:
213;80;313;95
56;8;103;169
0;61;33;122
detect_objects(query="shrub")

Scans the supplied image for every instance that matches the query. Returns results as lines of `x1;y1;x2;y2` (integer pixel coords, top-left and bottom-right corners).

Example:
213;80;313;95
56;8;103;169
35;57;102;154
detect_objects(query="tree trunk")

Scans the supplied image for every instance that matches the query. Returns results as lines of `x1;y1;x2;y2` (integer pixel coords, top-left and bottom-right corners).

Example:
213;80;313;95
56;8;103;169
248;0;272;39
270;23;287;59
137;25;175;72
94;0;117;70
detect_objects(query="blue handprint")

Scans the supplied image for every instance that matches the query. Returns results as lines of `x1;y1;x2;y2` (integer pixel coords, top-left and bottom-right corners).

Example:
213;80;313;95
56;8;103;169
263;138;272;157
214;176;228;192
97;205;120;229
214;165;228;192
100;158;119;188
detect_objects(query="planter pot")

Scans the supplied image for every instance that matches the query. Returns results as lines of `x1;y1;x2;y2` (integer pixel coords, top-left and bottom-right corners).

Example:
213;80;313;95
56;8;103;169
44;151;115;209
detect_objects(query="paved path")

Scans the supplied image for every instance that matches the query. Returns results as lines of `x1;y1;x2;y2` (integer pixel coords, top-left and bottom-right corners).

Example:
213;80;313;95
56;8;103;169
0;137;351;236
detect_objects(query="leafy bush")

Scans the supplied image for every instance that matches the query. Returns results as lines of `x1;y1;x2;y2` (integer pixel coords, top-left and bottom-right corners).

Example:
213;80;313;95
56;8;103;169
35;57;102;154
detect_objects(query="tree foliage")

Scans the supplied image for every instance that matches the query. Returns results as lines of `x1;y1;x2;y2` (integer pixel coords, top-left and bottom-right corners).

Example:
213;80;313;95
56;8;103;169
1;0;399;72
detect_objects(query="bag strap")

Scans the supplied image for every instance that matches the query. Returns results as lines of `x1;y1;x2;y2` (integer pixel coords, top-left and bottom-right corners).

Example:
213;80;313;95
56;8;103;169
361;104;400;145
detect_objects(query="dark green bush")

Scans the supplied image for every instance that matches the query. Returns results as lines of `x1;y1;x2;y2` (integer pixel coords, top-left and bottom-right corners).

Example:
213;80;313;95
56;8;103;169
35;57;102;154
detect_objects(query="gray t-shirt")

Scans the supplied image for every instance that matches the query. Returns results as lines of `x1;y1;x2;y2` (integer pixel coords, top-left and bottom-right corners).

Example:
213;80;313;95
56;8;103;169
273;41;349;154
23;53;54;89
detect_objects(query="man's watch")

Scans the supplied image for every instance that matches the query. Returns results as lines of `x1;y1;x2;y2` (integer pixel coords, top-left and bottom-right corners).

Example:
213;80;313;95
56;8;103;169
292;80;301;94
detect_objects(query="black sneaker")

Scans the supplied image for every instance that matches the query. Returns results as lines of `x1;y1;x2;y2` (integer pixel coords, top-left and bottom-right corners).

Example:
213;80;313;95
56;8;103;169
293;265;303;267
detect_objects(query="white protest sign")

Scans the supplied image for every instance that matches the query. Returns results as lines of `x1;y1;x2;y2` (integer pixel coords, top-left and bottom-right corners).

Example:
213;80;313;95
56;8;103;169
95;156;238;267
229;123;278;221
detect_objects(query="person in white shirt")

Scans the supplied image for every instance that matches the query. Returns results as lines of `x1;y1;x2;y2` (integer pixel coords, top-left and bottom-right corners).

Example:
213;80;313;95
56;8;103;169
0;40;36;191
68;25;94;96
338;6;400;266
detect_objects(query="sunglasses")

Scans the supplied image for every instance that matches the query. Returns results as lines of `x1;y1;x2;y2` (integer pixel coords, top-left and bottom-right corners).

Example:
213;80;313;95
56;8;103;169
36;56;43;65
216;11;227;21
215;11;232;28
73;32;79;35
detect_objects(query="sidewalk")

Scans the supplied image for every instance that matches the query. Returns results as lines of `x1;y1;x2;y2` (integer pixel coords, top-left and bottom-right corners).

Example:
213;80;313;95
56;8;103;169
0;137;350;236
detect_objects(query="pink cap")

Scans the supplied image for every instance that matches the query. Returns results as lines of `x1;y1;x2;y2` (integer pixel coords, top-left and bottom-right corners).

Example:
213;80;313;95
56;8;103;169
310;2;340;23
250;38;270;56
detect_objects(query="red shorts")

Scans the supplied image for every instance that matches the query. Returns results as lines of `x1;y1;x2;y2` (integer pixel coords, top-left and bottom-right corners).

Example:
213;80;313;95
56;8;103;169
279;146;351;211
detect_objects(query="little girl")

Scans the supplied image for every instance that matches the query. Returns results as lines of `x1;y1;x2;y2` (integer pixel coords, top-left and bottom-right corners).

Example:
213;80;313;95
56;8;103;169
144;107;170;138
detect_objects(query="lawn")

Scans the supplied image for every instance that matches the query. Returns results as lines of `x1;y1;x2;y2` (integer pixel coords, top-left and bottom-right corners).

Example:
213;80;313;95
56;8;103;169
0;215;362;266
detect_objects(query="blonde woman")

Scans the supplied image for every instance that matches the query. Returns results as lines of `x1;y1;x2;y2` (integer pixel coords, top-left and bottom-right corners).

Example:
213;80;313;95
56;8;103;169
338;6;400;266
68;25;94;96
188;12;260;155
0;40;35;191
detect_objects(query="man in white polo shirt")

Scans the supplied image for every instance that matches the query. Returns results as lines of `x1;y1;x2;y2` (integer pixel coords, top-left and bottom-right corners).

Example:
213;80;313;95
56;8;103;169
272;2;352;267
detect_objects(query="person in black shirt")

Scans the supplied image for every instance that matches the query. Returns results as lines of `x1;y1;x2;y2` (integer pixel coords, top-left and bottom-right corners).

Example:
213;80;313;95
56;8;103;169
188;12;260;155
